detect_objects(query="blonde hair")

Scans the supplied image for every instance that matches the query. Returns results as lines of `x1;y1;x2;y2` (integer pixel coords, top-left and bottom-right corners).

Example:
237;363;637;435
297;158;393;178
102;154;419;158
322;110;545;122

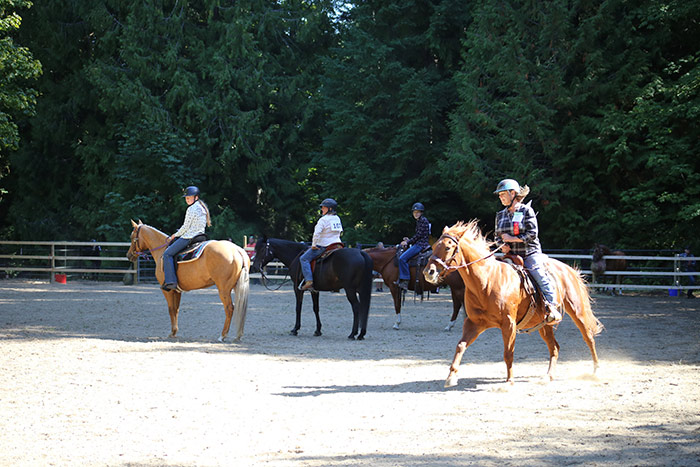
514;185;530;203
198;199;212;227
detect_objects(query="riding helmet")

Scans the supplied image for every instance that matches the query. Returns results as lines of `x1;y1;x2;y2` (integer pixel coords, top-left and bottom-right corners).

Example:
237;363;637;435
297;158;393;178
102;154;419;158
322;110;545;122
319;198;338;211
493;179;520;194
411;202;425;212
183;186;200;197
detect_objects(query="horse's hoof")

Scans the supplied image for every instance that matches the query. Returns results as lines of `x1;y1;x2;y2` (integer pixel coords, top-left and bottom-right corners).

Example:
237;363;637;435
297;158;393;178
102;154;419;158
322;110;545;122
347;335;356;340
357;335;365;341
218;336;225;343
290;330;298;336
444;321;456;332
314;331;322;337
392;323;400;330
444;375;459;388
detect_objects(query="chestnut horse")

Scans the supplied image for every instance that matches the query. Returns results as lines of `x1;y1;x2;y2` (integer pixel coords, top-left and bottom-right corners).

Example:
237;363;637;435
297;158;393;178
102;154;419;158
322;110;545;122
126;220;250;342
591;243;627;295
424;221;603;387
363;246;466;331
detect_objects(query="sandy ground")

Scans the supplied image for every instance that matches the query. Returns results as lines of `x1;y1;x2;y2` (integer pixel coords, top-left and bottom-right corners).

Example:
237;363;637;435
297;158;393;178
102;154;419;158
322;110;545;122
0;279;699;466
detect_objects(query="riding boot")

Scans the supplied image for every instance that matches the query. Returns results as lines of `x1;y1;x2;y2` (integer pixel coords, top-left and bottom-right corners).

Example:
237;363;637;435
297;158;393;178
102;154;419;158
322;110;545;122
161;282;177;292
396;279;408;291
545;302;562;324
300;280;314;291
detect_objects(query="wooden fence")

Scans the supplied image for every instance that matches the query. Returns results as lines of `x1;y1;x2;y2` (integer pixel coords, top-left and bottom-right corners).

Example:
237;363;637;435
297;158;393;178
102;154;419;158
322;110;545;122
0;241;697;294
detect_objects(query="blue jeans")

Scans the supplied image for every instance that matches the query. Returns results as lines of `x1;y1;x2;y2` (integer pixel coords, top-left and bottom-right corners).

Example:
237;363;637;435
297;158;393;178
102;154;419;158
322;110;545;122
163;237;190;285
300;246;326;282
399;244;423;280
524;252;556;305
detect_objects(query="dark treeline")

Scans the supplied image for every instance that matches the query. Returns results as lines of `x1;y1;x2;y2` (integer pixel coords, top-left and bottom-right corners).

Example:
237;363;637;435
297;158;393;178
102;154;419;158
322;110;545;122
1;0;698;250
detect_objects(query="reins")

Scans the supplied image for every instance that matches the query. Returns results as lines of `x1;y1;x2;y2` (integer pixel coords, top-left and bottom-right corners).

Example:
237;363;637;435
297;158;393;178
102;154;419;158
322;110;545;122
257;241;292;291
430;233;505;276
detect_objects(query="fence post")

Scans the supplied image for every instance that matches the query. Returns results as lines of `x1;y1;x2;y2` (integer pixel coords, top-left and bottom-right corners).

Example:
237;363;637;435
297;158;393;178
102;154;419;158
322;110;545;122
50;243;55;282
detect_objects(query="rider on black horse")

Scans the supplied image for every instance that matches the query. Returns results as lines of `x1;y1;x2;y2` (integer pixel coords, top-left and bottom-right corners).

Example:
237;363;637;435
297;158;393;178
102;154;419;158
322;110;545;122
299;198;343;291
397;202;430;291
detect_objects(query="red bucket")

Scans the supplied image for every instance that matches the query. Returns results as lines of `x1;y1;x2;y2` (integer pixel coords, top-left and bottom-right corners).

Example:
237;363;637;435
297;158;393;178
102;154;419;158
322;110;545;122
54;273;67;284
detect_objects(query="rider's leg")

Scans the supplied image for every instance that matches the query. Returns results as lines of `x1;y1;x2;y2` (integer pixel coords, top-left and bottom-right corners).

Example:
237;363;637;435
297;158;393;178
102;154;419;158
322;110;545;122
398;244;422;289
299;246;324;290
524;253;561;323
162;237;190;290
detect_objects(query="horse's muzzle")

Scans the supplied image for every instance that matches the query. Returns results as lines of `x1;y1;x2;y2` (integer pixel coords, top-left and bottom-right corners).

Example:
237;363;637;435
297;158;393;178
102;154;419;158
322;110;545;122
423;263;440;285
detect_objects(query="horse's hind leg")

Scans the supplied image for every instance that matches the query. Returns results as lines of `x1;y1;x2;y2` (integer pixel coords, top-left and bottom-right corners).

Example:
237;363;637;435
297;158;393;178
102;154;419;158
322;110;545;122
345;288;361;340
311;291;322;336
565;301;600;373
538;326;560;381
445;318;485;388
217;286;234;342
162;290;182;338
445;288;463;331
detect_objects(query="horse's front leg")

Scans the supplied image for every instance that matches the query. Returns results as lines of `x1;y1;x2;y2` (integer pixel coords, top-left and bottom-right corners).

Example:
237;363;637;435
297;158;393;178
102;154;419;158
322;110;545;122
162;290;181;338
291;288;303;336
311;291;322;336
388;282;402;330
445;318;485;388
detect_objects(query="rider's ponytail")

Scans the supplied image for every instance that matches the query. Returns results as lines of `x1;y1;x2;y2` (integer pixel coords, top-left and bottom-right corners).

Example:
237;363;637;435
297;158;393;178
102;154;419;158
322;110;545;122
198;200;212;227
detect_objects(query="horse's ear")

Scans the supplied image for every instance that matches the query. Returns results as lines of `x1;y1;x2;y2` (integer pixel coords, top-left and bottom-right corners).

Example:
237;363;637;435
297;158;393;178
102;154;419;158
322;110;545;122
138;219;143;225
443;225;449;233
131;219;138;228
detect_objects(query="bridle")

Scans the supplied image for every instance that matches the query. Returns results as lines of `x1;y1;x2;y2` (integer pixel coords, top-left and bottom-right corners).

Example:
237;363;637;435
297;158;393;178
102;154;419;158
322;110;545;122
131;224;169;258
430;232;505;278
256;241;291;290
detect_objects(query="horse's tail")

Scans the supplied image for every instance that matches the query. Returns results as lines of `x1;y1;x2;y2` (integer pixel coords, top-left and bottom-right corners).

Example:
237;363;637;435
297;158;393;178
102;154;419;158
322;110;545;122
566;266;604;336
233;249;250;341
359;252;374;329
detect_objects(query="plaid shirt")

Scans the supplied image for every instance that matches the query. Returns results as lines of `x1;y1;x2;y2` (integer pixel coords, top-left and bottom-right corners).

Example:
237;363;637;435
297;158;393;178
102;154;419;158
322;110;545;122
494;202;542;257
408;215;431;249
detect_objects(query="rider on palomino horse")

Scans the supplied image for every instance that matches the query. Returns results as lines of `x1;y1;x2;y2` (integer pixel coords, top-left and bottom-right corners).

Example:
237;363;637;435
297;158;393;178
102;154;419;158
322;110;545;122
162;186;211;291
493;179;561;324
397;202;430;291
299;198;343;291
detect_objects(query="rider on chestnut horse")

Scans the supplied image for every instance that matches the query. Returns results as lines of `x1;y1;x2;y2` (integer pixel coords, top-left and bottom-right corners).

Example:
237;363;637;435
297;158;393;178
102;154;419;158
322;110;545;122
493;179;561;324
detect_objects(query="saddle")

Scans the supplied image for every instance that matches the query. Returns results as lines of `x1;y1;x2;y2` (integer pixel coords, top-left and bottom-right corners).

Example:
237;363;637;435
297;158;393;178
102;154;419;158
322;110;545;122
310;242;344;272
176;234;210;263
498;255;548;333
395;245;434;295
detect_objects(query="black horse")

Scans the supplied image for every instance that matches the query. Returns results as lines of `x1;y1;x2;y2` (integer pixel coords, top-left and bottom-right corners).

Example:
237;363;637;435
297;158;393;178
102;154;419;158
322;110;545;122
251;236;373;340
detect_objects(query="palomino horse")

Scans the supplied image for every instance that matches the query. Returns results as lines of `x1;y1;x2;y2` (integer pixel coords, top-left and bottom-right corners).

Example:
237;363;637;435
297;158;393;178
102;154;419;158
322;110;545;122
424;221;603;387
363;246;466;331
126;220;250;342
251;236;373;339
591;243;627;295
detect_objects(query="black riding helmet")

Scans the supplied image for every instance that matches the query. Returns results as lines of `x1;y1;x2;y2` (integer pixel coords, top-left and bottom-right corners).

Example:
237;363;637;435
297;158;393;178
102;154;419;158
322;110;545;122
319;198;338;212
411;202;425;212
183;186;200;197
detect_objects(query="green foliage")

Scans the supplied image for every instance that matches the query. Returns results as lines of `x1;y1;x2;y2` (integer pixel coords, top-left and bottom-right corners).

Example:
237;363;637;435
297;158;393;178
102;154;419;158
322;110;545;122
3;0;698;253
0;0;40;215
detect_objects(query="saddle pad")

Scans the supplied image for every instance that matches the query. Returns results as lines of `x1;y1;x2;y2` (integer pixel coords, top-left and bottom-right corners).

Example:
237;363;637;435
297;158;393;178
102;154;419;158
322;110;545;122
177;240;212;263
311;243;345;272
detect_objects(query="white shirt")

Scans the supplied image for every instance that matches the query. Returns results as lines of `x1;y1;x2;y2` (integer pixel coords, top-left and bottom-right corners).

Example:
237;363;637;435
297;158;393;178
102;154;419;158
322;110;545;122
174;201;208;239
312;214;343;247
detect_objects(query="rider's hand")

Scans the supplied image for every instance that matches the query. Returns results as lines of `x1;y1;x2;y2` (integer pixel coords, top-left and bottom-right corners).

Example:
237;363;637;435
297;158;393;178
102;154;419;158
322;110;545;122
502;244;511;254
311;246;320;250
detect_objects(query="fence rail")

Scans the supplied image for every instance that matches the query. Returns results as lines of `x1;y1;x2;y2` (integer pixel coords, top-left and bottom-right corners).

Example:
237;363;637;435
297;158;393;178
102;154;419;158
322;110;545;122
0;241;697;292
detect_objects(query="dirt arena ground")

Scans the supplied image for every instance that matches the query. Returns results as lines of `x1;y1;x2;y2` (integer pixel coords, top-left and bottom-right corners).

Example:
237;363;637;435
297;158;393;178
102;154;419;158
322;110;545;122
1;279;699;466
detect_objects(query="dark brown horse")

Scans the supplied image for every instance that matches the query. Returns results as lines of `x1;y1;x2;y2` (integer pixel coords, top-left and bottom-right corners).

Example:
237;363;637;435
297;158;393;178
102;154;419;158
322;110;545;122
591;244;627;295
363;246;465;331
424;221;603;387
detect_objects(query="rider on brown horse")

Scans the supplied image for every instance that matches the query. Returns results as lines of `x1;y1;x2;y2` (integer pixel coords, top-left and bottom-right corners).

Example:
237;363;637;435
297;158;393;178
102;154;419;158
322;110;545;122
493;179;561;324
397;202;430;290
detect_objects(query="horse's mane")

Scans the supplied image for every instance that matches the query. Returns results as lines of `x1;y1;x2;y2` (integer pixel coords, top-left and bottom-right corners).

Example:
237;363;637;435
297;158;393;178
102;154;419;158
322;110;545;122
446;220;494;258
